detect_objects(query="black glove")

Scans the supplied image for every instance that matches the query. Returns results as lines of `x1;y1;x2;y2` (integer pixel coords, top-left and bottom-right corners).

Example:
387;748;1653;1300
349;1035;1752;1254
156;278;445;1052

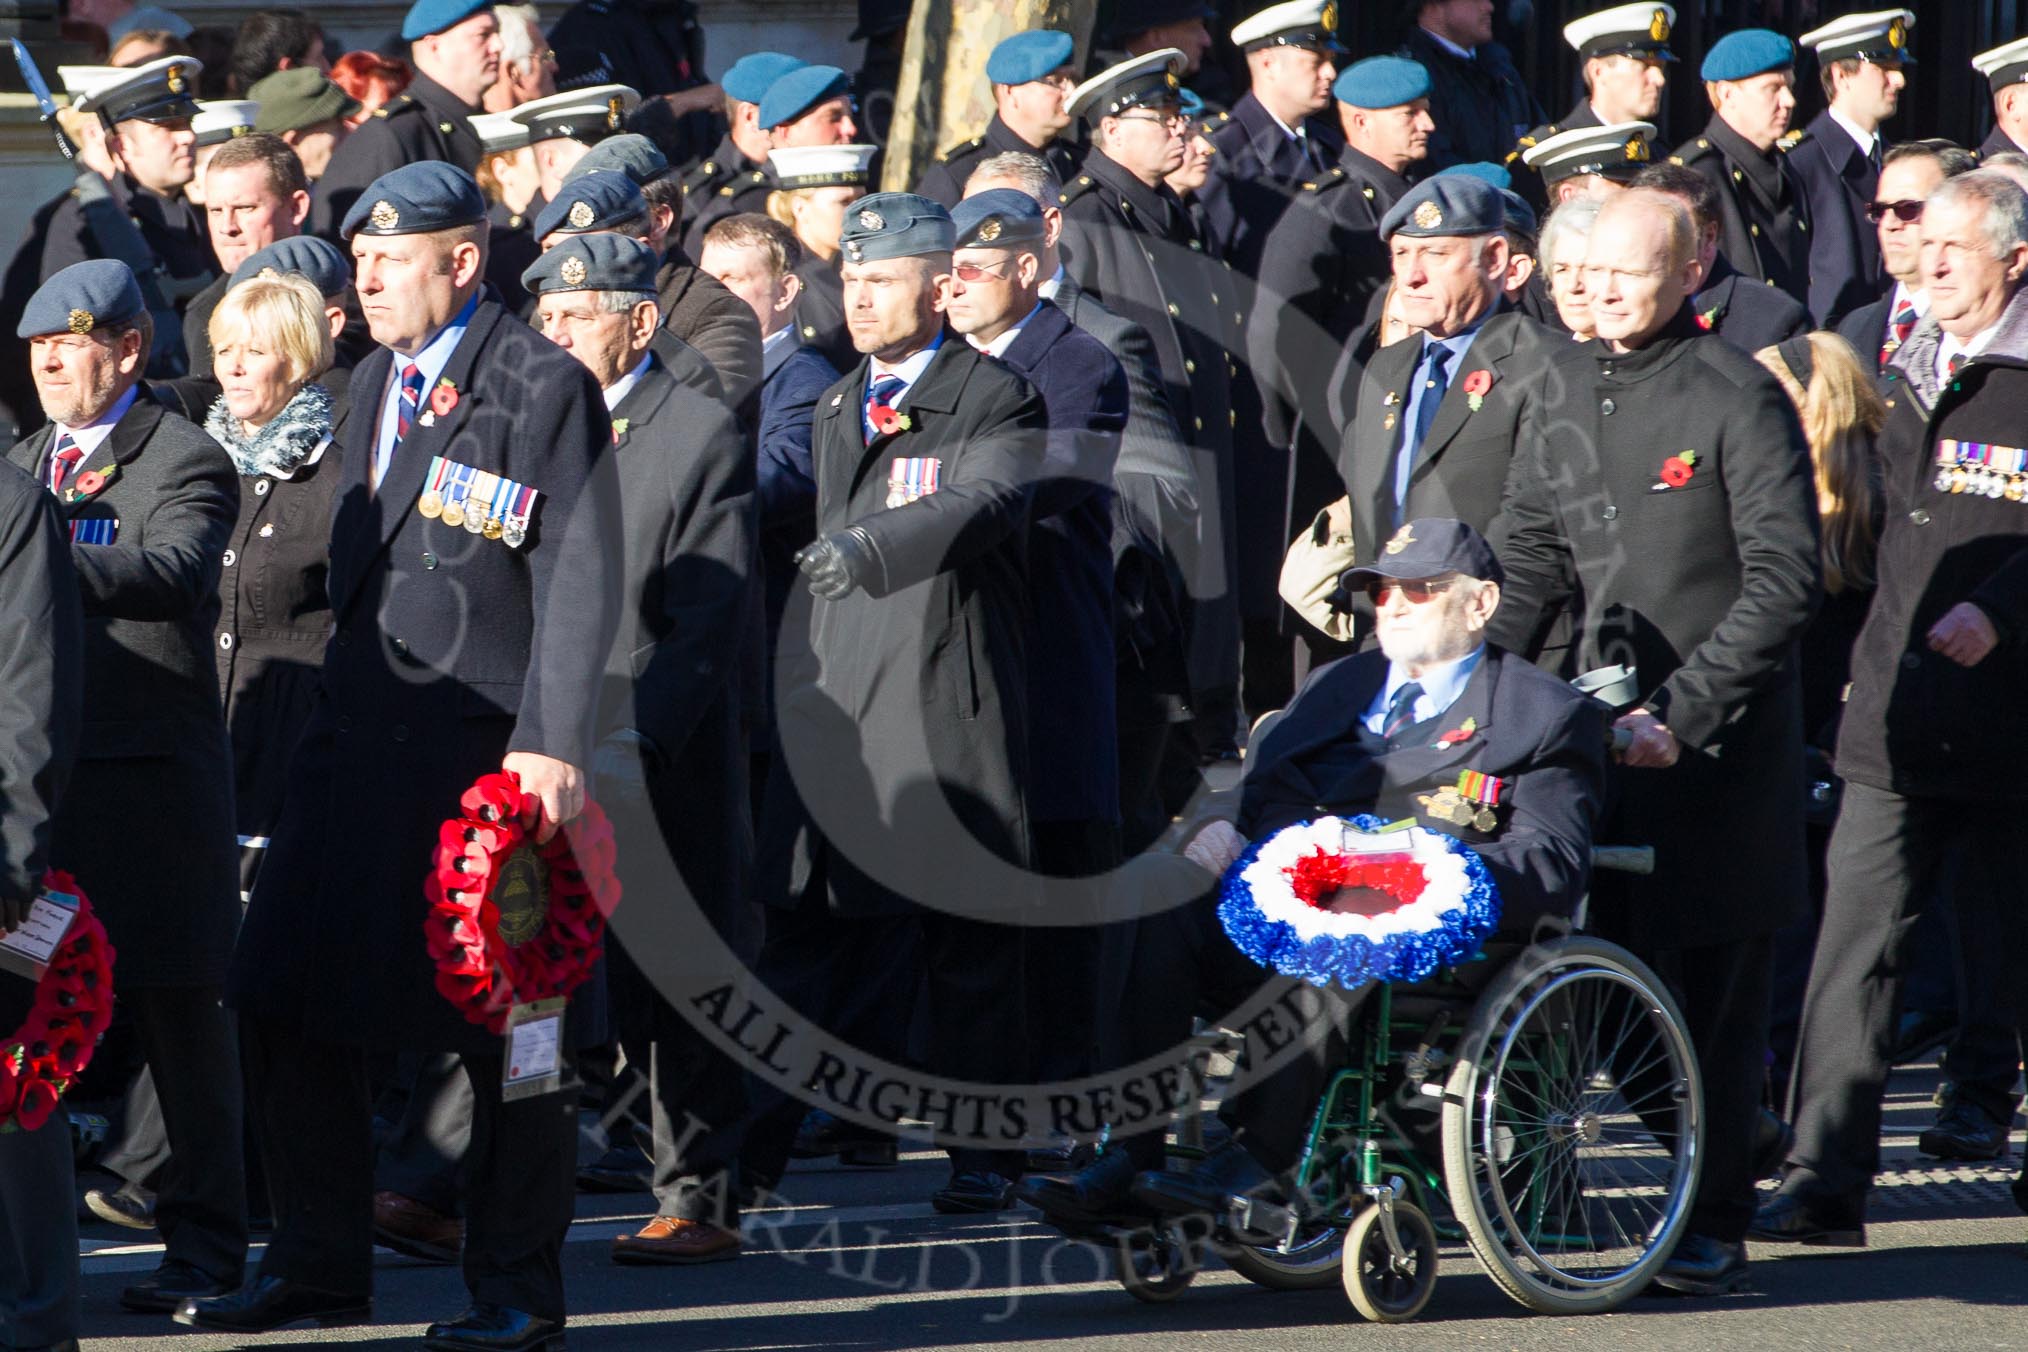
794;526;877;601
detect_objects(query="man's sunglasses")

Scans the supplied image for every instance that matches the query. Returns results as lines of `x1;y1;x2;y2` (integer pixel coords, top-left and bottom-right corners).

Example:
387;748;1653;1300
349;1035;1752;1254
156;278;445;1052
952;258;1018;283
1866;199;1925;224
1365;577;1456;604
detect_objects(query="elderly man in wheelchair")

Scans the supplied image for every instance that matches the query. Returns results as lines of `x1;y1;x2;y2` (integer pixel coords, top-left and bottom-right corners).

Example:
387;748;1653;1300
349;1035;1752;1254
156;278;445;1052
1022;519;1705;1318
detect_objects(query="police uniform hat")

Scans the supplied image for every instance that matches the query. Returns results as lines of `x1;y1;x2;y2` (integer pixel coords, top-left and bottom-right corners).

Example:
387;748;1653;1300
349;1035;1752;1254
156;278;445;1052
951;188;1045;250
766;144;877;189
1800;9;1914;66
1332;55;1431;109
533;170;647;239
471;109;532;156
249;68;361;134
72;56;202;125
1380;174;1505;240
838;192;955;263
1562;4;1676;62
401;0;491;42
1521;120;1657;185
1974;37;2028;94
191;99;257;148
522;232;660;296
340;160;489;239
757;65;853;131
1065;49;1186;123
1230;1;1344;55
1436;161;1513;190
1343;518;1503;587
508;84;640;147
986;30;1076;86
18;259;144;339
230;235;351;297
722;52;808;106
566;133;671;188
1700;29;1794;83
108;5;194;43
1105;0;1217;44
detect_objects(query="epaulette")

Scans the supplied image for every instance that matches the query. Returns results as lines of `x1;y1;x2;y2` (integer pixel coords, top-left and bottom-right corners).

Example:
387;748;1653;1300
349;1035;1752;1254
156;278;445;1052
1776;128;1807;153
1214;110;1231;124
680;159;720;188
718;169;768;198
1059;172;1099;208
938;134;985;163
1301;167;1347;193
1670;137;1713;167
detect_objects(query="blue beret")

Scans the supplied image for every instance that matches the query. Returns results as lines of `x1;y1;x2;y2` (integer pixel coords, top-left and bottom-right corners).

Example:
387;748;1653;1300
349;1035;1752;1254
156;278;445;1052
566;133;671;187
986;30;1076;86
758;64;852;130
340;161;488;239
1380;175;1505;239
401;0;490;41
952;188;1045;249
523;233;661;296
1700;29;1793;82
839;192;955;263
231;235;351;296
1437;161;1513;190
108;5;193;42
1497;189;1537;240
19;260;143;339
1333;55;1431;109
721;52;808;106
534;171;648;240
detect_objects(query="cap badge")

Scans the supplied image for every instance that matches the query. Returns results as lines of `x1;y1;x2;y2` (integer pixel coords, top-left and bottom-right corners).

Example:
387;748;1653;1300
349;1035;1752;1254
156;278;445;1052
370;199;400;230
166;66;185;94
567;200;596;229
66;309;93;335
1165;71;1180;89
1321;1;1338;34
1627;135;1649;162
607;97;624;129
1385;524;1416;555
560;255;588;286
230;124;249;138
1650;9;1670;42
1412;200;1444;230
1887;17;1906;49
977;218;1002;243
856;208;886;231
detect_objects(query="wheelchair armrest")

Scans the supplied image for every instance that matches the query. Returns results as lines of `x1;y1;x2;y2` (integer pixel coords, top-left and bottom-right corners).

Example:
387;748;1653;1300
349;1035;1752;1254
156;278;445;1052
1592;845;1656;875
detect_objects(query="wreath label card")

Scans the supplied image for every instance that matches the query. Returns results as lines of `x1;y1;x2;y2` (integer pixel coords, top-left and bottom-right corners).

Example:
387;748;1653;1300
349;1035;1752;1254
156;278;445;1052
0;891;79;982
503;997;566;1102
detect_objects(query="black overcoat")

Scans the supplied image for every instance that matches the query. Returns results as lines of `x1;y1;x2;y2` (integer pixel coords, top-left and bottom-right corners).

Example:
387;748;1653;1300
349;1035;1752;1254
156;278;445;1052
0;461;81;924
912;114;1082;210
309;74;483;243
1786;110;1883;327
1672;116;1811;307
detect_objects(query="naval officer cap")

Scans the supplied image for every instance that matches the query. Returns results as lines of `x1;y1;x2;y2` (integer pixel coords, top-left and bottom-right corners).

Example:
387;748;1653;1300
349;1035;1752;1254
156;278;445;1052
951;188;1046;250
230;235;351;297
522;232;661;297
1332;55;1431;109
401;0;491;42
838;193;955;264
250;68;361;134
509;84;641;146
471;109;532;156
1380;174;1505;240
722;52;808;106
1343;518;1504;588
340;160;489;239
1065;49;1186;123
1231;0;1344;55
758;65;853;130
18;260;144;339
987;30;1077;86
566;133;671;187
1563;4;1676;61
1801;9;1914;66
767;143;876;189
1522;120;1656;184
1436;161;1513;190
534;170;647;240
1700;29;1794;83
72;56;202;124
1975;36;2028;93
191;99;257;147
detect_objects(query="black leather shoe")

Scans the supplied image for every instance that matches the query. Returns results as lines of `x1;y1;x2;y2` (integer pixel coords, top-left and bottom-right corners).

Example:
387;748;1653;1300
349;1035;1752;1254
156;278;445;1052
119;1258;231;1313
931;1169;1017;1214
174;1275;371;1332
1132;1139;1276;1218
84;1182;157;1231
1918;1098;2008;1162
1747;1189;1866;1247
1650;1233;1751;1296
423;1304;566;1351
1018;1149;1144;1222
1753;1108;1795;1182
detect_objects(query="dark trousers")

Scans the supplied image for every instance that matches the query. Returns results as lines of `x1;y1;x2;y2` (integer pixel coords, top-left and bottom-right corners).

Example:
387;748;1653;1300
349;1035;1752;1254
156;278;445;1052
1787;782;2028;1203
1025;820;1124;1085
243;1015;578;1319
0;1108;77;1348
375;1052;474;1218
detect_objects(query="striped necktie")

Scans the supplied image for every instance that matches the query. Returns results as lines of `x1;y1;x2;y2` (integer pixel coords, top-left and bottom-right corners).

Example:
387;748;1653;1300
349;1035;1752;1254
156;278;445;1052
1381;681;1425;740
395;362;425;443
47;432;81;494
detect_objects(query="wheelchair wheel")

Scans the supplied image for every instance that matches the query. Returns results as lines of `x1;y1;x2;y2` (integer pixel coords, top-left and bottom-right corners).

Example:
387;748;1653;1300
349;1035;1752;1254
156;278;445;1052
1440;936;1701;1315
1341;1201;1438;1323
1224;1215;1349;1290
1115;1225;1199;1303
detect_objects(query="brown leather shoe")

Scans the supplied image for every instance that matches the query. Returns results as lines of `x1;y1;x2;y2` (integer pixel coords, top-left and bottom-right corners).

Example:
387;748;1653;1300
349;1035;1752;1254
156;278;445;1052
610;1216;741;1265
372;1190;462;1264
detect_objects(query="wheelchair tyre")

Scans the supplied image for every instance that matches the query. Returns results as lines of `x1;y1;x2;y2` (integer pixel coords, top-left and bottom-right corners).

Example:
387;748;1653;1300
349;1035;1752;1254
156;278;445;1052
1224;1217;1349;1290
1341;1201;1438;1323
1440;936;1702;1315
1115;1227;1198;1303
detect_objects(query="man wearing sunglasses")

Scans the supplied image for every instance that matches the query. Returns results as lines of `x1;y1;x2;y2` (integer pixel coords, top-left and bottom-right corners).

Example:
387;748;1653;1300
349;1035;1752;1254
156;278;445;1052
1836;140;1975;382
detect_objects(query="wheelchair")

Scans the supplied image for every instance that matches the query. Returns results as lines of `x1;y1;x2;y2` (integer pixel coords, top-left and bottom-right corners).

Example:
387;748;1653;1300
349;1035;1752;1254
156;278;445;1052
1106;846;1703;1323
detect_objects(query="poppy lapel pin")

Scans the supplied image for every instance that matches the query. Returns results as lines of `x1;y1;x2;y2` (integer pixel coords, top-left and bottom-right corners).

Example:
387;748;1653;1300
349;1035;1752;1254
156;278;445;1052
64;463;119;504
1654;449;1699;491
1433;716;1478;749
1462;368;1494;412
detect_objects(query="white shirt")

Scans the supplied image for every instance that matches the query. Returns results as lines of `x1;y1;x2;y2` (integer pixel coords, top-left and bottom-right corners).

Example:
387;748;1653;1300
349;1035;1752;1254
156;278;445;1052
1826;106;1879;162
1038;265;1065;302
603;353;653;411
1938;321;2001;384
867;332;942;401
964;301;1042;360
761;325;794;356
48;383;138;481
373;293;477;488
1362;644;1485;736
1421;27;1475;60
1263;103;1307;146
1888;282;1929;320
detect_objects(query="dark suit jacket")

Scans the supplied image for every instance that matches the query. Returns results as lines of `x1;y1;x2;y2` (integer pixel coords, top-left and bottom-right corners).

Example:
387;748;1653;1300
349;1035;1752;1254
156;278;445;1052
756;332;837;646
1788;110;1883;326
1695;255;1812;354
0;461;80;917
1398;27;1542;173
310;73;483;242
1673;116;1812;305
8;392;240;986
656;250;763;416
1233;644;1608;937
228;293;619;1049
1836;293;1895;379
1197;91;1341;280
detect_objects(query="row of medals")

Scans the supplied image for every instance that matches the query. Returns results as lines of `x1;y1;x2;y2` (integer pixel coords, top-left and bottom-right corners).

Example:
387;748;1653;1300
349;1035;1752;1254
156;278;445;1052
417;488;526;546
1419;786;1497;832
1934;463;2028;501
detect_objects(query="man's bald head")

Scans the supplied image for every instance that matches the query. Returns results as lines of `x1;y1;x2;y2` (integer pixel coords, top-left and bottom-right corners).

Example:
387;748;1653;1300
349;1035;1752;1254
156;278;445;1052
1584;190;1703;350
1598;190;1695;269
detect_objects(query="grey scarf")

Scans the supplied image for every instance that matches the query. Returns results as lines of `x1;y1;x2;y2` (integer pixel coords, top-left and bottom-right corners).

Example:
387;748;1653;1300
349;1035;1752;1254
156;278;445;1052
205;382;334;478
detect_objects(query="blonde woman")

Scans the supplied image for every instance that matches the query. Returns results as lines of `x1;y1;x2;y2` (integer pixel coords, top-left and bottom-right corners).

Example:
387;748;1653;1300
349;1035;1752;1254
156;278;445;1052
766;144;875;371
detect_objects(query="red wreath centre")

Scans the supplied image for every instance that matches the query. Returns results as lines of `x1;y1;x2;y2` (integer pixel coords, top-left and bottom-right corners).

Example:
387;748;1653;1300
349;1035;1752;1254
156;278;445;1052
425;773;621;1036
1;869;115;1133
1284;847;1430;919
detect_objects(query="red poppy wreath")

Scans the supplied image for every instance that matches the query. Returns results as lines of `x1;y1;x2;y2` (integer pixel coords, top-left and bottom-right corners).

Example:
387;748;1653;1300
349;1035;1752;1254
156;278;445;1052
425;772;621;1035
1;870;115;1133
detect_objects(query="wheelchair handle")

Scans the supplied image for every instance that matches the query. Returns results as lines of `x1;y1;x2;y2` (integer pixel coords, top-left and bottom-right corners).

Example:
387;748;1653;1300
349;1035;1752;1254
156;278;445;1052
1592;845;1655;875
1606;726;1635;756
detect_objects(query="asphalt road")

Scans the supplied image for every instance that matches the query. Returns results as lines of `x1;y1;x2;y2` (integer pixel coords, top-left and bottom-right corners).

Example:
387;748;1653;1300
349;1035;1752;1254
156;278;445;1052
72;1064;2027;1351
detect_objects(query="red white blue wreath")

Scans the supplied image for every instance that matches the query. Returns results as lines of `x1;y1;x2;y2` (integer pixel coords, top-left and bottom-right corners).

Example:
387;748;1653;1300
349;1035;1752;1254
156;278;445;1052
1217;815;1499;990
